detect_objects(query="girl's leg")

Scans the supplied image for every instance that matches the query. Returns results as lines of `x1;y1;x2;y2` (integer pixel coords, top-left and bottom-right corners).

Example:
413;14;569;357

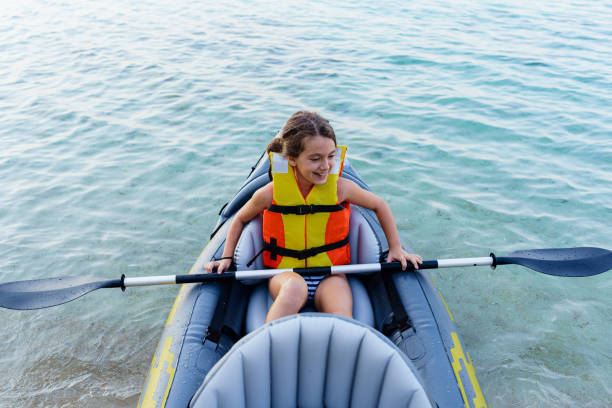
314;274;353;318
266;271;308;323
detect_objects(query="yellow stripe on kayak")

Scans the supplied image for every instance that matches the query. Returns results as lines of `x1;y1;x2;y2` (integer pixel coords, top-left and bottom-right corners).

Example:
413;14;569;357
138;336;176;408
437;289;455;322
430;275;455;321
164;285;187;327
450;332;487;408
140;254;205;407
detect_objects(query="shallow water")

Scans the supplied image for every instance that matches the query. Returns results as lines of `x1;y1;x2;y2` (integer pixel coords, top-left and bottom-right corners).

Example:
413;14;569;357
0;0;610;406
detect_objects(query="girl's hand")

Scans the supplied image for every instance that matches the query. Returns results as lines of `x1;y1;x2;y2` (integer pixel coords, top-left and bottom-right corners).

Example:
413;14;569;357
386;247;423;270
204;258;233;274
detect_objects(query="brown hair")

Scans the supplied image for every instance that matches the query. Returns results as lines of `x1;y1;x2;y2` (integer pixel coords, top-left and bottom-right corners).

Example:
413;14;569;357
266;111;336;158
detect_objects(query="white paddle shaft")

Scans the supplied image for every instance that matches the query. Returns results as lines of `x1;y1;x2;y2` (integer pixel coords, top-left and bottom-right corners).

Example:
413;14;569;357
122;256;495;286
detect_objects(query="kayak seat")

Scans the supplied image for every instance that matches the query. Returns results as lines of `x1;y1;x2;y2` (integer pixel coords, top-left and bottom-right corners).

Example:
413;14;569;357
189;313;433;408
234;207;378;332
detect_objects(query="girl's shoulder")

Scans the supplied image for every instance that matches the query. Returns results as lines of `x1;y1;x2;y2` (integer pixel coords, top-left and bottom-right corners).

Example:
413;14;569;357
261;181;273;194
337;177;358;202
337;177;382;209
236;182;273;221
253;182;273;206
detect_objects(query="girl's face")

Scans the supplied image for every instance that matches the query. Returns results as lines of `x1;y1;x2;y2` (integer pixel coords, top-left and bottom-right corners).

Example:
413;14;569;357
288;135;336;187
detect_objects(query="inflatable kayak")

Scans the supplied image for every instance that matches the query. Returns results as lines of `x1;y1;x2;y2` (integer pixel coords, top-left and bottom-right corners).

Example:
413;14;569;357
137;152;487;408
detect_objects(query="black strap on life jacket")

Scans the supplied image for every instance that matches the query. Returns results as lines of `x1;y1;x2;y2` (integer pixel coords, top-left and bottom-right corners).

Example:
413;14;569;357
246;234;350;267
266;203;345;215
266;235;350;260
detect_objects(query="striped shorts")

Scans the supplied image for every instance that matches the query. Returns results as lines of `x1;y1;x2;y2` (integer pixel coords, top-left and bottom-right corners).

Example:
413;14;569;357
303;274;326;306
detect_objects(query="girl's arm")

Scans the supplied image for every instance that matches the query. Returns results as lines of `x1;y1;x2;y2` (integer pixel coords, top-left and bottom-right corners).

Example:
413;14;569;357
338;178;422;270
204;183;273;274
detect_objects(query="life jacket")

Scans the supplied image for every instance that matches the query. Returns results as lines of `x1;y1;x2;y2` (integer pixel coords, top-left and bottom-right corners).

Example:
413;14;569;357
262;145;351;268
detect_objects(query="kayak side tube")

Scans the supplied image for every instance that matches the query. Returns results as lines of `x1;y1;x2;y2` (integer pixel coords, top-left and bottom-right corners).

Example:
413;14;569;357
137;223;230;408
355;205;487;407
393;270;487;408
139;156;271;408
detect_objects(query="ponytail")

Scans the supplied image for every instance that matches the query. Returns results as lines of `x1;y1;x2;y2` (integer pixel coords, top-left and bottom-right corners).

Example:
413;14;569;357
266;137;284;154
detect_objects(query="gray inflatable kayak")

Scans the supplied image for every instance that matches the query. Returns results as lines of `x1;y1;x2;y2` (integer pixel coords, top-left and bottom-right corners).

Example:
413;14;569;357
138;152;487;408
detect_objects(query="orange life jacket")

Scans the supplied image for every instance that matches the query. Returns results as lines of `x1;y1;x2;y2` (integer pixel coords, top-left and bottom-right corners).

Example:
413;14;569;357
262;146;351;268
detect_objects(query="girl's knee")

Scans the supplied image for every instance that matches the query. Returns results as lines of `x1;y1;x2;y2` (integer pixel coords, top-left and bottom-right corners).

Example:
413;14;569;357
270;271;305;295
281;277;308;299
275;276;308;309
266;275;308;323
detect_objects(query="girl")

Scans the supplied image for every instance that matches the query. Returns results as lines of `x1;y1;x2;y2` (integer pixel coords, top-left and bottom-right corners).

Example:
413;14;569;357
205;111;422;323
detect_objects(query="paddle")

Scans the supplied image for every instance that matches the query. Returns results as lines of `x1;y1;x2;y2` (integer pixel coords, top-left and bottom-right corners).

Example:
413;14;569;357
1;247;610;310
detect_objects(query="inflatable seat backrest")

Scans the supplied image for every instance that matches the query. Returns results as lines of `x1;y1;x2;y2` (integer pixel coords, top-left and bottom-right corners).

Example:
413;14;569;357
189;314;432;408
233;207;379;331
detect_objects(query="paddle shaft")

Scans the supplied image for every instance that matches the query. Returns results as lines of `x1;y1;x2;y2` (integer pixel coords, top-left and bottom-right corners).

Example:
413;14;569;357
120;256;497;288
2;247;609;310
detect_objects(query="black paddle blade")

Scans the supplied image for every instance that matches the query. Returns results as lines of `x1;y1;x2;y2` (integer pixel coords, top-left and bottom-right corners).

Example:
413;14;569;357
497;247;612;277
0;275;122;310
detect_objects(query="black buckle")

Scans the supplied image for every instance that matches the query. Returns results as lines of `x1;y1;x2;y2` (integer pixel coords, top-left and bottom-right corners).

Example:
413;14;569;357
297;205;313;215
204;327;220;343
297;248;317;260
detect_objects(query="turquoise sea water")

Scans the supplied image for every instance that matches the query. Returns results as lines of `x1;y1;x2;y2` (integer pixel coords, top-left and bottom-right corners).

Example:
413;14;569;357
1;0;610;406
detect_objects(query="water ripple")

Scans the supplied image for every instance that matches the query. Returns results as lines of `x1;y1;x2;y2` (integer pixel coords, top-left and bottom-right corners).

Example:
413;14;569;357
1;0;611;406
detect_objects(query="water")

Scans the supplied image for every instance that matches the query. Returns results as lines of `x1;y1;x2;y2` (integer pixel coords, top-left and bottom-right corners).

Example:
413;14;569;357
0;0;610;406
